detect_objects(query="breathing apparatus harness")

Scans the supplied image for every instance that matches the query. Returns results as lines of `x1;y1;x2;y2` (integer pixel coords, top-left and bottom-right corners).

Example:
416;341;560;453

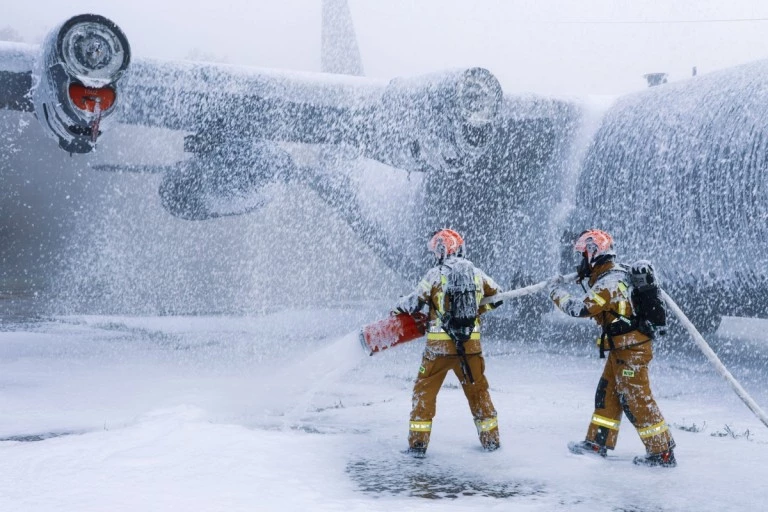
432;258;478;384
579;257;656;358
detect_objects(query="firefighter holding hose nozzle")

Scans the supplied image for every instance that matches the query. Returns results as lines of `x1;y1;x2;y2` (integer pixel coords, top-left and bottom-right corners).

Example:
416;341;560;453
392;229;504;458
549;229;677;467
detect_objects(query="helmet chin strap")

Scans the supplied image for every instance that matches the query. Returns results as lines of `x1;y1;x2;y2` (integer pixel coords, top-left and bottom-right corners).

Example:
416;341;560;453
577;255;592;282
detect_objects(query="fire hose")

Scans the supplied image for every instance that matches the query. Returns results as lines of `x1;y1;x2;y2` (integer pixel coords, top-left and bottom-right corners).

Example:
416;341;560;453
479;272;578;306
662;290;768;429
482;275;768;428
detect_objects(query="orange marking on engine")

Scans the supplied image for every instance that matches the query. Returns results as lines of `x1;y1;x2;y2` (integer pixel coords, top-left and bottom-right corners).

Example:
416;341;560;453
68;83;116;112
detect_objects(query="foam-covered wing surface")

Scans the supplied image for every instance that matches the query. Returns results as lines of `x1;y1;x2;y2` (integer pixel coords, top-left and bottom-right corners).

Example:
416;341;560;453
115;58;383;144
0;42;36;112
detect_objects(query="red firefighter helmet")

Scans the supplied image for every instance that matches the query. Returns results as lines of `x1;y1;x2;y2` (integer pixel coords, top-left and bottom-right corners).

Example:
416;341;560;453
574;229;615;264
428;229;464;261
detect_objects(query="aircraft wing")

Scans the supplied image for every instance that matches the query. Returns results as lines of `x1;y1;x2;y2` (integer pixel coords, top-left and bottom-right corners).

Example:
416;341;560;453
0;6;578;293
116;58;381;144
0;13;503;174
0;42;35;112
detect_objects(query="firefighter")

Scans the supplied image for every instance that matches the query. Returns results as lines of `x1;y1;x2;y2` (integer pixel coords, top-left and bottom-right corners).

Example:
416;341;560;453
549;229;677;467
392;229;503;457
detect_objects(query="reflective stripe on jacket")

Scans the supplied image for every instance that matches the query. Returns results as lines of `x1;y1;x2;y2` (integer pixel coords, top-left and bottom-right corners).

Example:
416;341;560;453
394;256;502;355
554;261;650;351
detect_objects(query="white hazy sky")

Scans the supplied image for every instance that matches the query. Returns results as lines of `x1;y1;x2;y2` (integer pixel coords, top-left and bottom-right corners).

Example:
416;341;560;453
4;0;768;96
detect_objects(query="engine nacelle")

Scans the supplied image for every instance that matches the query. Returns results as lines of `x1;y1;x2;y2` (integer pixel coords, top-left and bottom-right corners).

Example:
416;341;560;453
158;142;295;220
369;67;502;172
32;14;130;153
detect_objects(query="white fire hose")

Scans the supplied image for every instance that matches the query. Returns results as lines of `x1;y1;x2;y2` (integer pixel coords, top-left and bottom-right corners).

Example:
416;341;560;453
481;274;768;428
480;272;578;306
662;290;768;429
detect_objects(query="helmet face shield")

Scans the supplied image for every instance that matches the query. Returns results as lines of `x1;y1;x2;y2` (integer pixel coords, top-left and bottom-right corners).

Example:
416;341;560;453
583;240;599;262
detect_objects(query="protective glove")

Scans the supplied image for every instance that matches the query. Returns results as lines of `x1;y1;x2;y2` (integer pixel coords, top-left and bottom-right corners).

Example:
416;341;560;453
390;306;408;316
549;285;569;303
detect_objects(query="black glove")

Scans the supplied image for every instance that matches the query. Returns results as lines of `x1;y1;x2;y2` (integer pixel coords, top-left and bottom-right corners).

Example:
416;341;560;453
390;306;407;316
488;300;504;310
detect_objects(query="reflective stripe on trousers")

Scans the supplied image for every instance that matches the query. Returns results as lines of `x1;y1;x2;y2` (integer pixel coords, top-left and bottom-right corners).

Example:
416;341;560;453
409;420;432;432
591;413;621;430
637;420;669;439
474;416;498;433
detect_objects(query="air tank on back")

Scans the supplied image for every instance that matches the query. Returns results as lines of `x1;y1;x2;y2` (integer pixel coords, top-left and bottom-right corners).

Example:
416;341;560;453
565;59;768;332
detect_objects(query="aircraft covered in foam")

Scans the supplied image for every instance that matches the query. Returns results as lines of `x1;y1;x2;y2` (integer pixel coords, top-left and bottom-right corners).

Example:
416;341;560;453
1;1;763;332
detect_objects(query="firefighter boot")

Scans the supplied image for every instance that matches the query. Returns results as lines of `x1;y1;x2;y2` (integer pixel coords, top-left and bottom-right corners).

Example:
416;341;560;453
404;441;427;458
633;448;676;468
478;428;500;451
406;428;430;458
568;440;607;458
475;417;500;451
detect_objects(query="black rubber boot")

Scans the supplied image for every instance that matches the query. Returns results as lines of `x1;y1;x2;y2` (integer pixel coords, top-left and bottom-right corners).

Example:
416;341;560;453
479;429;500;452
404;441;427;458
568;440;607;458
633;449;676;467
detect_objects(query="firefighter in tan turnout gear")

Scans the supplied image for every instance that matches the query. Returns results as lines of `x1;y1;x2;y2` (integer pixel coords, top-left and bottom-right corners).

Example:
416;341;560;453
549;229;677;467
392;229;503;457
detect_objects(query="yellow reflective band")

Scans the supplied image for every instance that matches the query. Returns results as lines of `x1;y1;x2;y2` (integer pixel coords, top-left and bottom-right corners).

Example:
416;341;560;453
591;292;607;306
618;282;628;295
409;420;432;432
618;300;628;317
428;324;480;333
637;420;669;439
474;274;483;303
437;275;448;314
426;332;481;341
591;414;621;430
474;417;498;432
436;292;445;314
558;293;571;303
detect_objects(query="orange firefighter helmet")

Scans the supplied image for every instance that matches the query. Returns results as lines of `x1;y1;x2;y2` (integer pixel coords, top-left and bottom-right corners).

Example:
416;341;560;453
574;229;615;264
428;229;464;261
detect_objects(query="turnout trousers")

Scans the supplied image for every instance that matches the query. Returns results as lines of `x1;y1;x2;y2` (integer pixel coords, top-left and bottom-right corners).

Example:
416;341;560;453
585;342;675;454
408;349;499;451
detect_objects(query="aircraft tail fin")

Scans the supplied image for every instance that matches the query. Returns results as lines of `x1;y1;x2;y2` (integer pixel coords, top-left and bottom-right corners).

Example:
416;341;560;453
321;0;364;76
